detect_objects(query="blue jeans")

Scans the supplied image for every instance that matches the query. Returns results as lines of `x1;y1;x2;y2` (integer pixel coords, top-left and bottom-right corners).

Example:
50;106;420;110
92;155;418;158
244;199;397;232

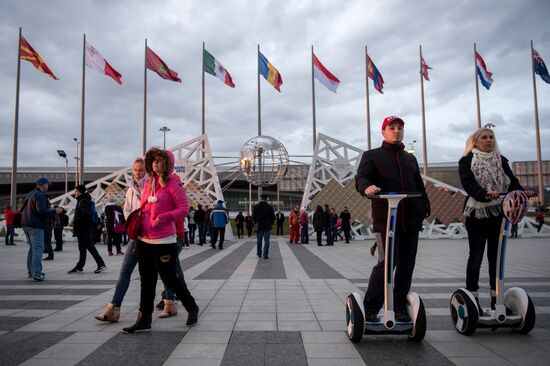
5;225;15;245
256;230;271;258
197;223;207;244
23;227;45;278
111;240;139;306
300;224;309;244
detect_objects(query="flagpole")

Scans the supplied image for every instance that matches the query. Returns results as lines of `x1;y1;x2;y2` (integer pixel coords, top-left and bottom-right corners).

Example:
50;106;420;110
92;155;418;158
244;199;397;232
311;45;317;151
420;45;428;176
202;42;205;136
365;45;371;150
257;44;261;136
474;43;481;129
79;34;86;184
143;38;148;156
10;27;22;207
530;40;544;204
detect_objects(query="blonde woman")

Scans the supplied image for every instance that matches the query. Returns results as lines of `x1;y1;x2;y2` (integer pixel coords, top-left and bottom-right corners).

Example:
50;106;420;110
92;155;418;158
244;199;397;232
459;128;523;313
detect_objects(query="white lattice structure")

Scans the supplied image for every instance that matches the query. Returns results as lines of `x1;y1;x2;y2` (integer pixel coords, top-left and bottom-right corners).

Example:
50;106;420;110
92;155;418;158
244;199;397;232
1;134;233;240
300;133;550;239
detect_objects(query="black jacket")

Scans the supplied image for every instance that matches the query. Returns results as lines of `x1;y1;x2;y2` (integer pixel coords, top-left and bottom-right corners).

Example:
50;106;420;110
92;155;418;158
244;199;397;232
458;152;523;212
73;192;92;236
21;188;53;230
339;211;351;230
193;208;206;224
252;201;275;231
355;141;430;232
312;211;325;232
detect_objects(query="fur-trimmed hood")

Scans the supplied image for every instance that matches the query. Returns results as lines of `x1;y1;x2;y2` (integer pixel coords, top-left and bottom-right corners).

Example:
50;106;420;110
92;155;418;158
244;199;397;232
144;148;174;186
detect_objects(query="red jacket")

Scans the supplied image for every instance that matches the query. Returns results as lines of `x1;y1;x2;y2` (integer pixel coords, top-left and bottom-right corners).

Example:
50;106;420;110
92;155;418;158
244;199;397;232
4;209;17;225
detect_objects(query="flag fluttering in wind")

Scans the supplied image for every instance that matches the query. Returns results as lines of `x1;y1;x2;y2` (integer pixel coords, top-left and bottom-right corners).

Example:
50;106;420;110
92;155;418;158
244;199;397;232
19;35;58;80
420;56;432;81
367;56;384;94
475;51;493;90
85;41;122;84
203;49;235;88
259;52;283;91
313;53;340;93
533;49;550;84
146;47;181;82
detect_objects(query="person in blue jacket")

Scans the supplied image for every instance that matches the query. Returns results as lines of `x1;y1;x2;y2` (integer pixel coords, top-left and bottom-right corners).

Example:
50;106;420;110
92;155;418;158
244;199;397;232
210;200;229;250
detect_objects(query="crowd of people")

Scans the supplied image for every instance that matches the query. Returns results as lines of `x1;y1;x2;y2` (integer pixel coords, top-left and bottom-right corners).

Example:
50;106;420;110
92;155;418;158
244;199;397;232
0;115;547;334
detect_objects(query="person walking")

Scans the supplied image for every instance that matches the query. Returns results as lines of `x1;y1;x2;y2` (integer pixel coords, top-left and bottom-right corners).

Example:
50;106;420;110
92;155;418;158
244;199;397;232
210;200;229;250
104;200;123;255
299;208;309;244
312;205;325;246
21;177;61;281
288;206;300;244
67;185;107;274
459;127;524;312
253;193;275;259
235;211;245;239
122;148;198;333
4;205;17;246
188;206;197;244
245;211;253;238
194;204;206;245
339;207;352;243
275;210;285;235
95;157;147;323
355;115;430;322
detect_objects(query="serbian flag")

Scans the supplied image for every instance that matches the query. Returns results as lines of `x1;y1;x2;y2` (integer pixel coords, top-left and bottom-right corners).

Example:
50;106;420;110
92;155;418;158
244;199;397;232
203;49;235;88
19;35;58;80
420;56;432;81
313;53;340;93
146;47;181;82
85;42;122;84
533;49;550;84
259;52;283;92
475;51;493;90
367;55;384;94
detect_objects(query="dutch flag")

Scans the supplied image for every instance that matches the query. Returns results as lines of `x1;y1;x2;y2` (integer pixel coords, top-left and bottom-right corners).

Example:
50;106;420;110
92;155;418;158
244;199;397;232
475;51;493;90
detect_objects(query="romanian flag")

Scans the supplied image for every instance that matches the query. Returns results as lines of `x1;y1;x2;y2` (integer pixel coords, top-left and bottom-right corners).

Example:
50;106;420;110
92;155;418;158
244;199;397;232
146;47;181;82
367;55;384;94
19;35;59;80
259;52;283;92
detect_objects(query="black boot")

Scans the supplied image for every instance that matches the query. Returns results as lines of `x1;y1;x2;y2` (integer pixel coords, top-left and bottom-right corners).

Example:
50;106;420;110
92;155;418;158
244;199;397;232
122;312;152;333
186;306;199;326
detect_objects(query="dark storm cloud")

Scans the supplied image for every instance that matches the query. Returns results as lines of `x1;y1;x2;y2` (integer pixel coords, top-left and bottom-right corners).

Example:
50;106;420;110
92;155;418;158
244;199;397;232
0;0;548;171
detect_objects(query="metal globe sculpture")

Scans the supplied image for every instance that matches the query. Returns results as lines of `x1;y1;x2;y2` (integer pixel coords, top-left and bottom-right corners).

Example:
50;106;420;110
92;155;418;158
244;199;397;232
239;135;289;186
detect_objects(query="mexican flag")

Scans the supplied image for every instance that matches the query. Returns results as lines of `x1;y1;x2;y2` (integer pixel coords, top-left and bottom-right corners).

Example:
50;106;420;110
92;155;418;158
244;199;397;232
203;49;235;88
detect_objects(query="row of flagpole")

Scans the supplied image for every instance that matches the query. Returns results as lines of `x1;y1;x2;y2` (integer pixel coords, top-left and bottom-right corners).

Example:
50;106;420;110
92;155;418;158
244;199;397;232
8;28;549;206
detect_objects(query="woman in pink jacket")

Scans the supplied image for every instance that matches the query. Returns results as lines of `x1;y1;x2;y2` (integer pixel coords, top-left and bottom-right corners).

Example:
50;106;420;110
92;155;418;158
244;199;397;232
123;148;199;333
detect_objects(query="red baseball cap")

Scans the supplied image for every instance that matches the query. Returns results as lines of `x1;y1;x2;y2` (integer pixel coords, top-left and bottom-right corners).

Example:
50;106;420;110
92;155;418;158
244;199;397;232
381;115;405;130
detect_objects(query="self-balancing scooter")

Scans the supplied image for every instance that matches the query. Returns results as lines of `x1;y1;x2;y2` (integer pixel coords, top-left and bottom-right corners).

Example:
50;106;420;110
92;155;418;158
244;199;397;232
450;190;536;335
346;193;427;342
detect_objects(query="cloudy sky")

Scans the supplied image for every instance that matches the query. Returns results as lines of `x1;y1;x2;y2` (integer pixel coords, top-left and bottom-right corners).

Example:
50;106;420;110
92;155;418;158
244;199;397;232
0;0;549;170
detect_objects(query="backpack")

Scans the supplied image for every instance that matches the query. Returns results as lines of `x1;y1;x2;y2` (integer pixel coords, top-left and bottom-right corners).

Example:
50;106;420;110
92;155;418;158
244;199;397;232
90;201;100;224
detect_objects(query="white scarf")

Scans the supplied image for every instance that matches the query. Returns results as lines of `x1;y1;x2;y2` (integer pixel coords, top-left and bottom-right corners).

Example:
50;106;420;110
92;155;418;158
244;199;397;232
463;148;510;219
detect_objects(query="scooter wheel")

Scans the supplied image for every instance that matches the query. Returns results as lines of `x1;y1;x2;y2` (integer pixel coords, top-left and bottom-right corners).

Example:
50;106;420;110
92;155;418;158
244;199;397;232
450;289;478;335
512;295;536;334
408;297;426;342
346;295;364;343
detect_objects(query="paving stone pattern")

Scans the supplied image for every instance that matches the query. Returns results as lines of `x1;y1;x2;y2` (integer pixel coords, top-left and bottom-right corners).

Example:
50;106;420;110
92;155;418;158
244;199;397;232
0;236;549;365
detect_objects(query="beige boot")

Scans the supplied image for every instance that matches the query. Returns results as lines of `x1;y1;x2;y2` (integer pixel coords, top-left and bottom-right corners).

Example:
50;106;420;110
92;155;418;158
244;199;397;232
94;303;120;322
159;299;178;318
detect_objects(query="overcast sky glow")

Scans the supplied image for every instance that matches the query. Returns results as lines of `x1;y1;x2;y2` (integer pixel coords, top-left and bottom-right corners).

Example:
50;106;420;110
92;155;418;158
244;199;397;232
1;0;549;169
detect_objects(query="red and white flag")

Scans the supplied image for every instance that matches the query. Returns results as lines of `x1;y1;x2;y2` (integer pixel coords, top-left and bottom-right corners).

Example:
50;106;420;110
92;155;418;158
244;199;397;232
420;56;432;81
313;53;340;93
85;41;122;84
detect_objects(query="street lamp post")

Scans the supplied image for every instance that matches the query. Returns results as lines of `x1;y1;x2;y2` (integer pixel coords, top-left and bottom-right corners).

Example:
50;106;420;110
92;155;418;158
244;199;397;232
74;138;80;186
159;127;170;149
57;150;68;197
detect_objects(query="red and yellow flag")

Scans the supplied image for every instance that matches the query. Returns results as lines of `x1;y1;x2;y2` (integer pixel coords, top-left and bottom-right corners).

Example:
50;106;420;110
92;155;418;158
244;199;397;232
19;35;59;80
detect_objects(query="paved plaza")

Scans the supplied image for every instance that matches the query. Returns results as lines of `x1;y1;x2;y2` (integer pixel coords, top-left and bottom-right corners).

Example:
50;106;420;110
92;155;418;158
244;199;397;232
0;235;549;366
